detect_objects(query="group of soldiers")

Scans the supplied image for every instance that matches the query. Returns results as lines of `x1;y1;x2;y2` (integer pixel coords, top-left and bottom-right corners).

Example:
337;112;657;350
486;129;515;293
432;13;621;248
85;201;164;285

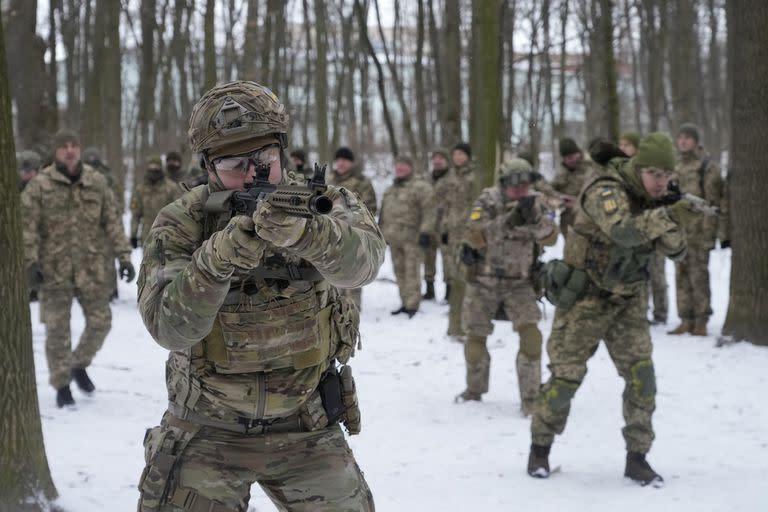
17;76;730;510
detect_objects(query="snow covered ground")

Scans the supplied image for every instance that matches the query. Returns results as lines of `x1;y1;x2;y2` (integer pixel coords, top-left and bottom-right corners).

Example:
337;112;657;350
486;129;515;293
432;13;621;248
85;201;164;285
31;233;768;511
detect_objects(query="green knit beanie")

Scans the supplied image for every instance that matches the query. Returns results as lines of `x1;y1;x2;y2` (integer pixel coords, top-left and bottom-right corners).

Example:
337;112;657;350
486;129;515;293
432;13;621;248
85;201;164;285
632;132;676;171
559;137;581;157
677;123;700;143
146;154;163;167
620;131;641;149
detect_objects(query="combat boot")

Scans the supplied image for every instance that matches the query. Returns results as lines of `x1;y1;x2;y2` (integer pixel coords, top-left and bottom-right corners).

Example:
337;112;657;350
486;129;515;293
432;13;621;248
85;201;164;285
690;321;708;336
454;389;482;402
667;321;692;335
527;444;551;478
390;306;406;315
405;308;418;319
650;315;667;326
624;451;664;487
56;385;75;408
423;281;435;300
72;367;95;393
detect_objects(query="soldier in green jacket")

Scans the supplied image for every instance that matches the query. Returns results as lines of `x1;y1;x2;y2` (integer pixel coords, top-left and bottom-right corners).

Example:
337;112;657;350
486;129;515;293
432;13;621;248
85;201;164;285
136;81;383;511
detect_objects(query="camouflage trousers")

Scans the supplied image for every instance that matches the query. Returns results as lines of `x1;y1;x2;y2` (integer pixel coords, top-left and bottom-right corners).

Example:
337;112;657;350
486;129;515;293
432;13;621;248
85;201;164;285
138;413;374;512
422;244;438;283
462;278;543;404
446;239;464;336
648;251;668;322
42;287;112;389
674;245;712;323
339;288;362;311
531;290;656;454
390;243;422;310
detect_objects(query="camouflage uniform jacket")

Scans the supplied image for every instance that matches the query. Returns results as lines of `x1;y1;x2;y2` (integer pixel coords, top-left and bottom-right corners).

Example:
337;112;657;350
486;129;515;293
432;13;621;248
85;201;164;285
551;159;595;198
328;164;378;216
21;163;131;291
432;168;453;237
464;187;556;282
137;176;385;422
91;162;125;212
564;158;687;296
130;176;182;243
441;161;477;242
675;147;726;249
378;175;437;246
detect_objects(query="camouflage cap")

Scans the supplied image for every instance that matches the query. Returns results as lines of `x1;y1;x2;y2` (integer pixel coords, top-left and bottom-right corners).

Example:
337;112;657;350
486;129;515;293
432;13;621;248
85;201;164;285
188;81;289;155
52;128;80;149
431;148;450;160
147;154;163;167
17;150;42;170
633;132;676;171
82;146;102;165
498;157;536;186
620;131;641;148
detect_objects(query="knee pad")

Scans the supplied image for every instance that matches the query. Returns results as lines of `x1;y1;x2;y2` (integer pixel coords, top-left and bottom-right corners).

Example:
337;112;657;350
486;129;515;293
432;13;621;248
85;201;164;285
629;359;656;405
541;378;579;412
518;324;542;358
464;335;489;365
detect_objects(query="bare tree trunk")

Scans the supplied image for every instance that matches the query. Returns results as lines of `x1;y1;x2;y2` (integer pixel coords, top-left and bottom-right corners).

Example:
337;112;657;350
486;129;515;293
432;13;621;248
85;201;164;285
103;0;124;206
242;0;259;80
355;0;398;156
414;0;429;165
427;0;445;145
203;0;216;92
0;11;59;509
541;0;556;156
472;0;502;191
622;0;642;132
4;0;51;150
61;0;81;128
667;0;697;128
301;0;312;149
442;0;462;145
584;0;619;141
314;0;330;161
722;0;768;345
557;0;568;137
138;0;157;159
81;0;105;148
270;0;286;96
48;0;60;132
706;0;724;160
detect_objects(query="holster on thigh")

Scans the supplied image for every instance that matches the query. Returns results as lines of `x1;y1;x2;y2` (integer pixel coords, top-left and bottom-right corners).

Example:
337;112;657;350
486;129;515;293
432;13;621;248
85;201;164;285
138;414;200;511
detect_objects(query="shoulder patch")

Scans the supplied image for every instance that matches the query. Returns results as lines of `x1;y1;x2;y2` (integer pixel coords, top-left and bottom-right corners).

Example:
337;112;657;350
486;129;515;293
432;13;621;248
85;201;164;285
469;207;483;221
600;187;619;214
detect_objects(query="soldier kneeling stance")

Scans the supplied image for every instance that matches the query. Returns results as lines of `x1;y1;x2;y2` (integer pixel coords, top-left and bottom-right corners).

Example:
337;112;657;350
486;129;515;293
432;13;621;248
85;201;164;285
455;158;557;414
136;81;384;511
528;134;701;487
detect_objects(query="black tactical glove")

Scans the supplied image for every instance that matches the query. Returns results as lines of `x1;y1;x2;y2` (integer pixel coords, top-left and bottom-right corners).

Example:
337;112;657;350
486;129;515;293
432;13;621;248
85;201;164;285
460;244;481;265
506;208;525;227
441;232;449;245
517;195;538;224
720;239;731;250
119;260;136;283
27;262;44;289
130;236;139;249
418;232;432;249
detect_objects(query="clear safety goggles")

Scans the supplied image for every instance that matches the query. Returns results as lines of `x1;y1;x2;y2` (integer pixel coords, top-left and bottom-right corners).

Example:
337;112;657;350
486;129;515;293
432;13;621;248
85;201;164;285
500;171;537;187
212;144;281;174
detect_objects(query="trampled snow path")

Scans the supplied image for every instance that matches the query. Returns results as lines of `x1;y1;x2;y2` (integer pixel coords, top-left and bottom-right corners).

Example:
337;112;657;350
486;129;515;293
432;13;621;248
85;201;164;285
31;238;768;511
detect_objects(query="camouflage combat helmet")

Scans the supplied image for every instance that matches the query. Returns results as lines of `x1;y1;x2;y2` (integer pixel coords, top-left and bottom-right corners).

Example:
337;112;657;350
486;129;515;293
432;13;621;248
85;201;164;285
17;149;42;171
82;147;103;166
498;157;539;187
188;81;289;158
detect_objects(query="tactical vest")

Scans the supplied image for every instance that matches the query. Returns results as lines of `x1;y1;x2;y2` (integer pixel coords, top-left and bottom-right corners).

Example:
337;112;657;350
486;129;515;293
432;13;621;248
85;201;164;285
477;190;537;280
563;163;654;297
170;187;359;421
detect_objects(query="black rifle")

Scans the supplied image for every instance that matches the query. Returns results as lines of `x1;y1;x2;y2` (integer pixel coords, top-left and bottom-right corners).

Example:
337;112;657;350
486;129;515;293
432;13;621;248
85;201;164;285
204;163;333;218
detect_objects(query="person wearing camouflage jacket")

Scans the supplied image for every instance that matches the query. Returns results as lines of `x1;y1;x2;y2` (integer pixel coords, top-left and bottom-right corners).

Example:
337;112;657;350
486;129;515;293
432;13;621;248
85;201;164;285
129;155;182;247
379;155;436;316
528;133;697;487
22;129;135;408
327;146;378;310
551;138;598;238
423;148;453;301
136;81;383;512
667;123;728;336
442;143;477;338
455;158;557;412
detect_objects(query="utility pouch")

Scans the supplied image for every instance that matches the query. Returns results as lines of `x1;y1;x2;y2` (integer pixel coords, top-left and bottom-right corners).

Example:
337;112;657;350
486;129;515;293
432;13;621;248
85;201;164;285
319;368;345;425
339;365;362;435
542;259;588;309
298;389;330;432
137;419;200;511
330;294;361;364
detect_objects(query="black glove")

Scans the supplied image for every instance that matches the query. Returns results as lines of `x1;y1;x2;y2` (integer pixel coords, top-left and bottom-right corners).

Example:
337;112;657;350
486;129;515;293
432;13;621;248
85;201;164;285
418;232;432;249
27;262;44;289
441;232;449;245
720;239;731;249
460;244;480;265
130;236;139;249
119;260;136;283
517;195;538;224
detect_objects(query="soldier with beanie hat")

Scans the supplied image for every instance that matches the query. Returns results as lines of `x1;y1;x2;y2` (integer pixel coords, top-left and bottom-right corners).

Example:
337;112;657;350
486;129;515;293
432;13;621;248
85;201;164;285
551;137;597;238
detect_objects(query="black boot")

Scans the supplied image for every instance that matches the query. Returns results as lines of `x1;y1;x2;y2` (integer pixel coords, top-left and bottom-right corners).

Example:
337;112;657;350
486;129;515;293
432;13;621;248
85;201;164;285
390;306;406;315
527;444;551;478
422;281;435;300
72;367;96;393
444;283;451;302
405;308;418;319
56;385;75;408
624;451;664;487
